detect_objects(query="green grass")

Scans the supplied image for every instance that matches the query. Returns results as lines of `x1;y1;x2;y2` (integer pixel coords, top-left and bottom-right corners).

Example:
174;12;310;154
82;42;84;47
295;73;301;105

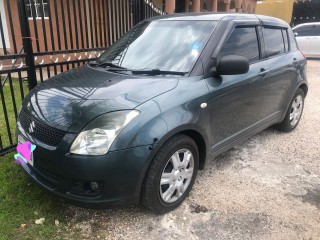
0;78;29;148
0;79;68;239
0;154;67;240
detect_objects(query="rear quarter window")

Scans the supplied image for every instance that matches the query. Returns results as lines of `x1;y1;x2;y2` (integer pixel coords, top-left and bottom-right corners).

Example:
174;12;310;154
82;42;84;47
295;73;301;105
288;30;299;51
282;30;289;52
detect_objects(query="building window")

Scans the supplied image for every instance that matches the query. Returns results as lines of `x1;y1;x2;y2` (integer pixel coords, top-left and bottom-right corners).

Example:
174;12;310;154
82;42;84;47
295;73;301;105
26;0;49;19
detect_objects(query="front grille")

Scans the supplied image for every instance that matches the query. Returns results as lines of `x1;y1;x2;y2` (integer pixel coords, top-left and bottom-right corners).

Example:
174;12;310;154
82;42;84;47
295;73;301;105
19;110;66;146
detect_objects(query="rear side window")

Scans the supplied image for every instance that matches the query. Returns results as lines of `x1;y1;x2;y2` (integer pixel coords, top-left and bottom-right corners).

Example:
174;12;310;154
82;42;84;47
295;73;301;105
282;30;289;52
294;25;320;37
288;31;298;51
263;27;285;57
218;27;260;64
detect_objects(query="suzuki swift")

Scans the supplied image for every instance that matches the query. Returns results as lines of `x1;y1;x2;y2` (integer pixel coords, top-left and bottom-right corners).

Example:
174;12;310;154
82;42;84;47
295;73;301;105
17;13;307;213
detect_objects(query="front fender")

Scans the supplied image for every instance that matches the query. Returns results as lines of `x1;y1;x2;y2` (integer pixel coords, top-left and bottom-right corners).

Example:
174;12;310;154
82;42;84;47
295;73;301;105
110;76;211;158
108;77;211;197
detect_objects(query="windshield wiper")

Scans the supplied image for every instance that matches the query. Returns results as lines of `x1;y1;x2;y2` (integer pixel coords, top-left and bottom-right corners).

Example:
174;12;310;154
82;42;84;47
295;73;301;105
89;63;187;76
88;61;127;70
131;69;187;76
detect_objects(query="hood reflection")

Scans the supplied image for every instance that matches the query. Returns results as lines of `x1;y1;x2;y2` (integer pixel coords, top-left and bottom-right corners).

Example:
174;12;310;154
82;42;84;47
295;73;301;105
23;65;178;132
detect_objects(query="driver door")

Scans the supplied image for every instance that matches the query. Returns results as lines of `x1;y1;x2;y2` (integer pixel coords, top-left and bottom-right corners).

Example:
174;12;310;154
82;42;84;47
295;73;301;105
205;26;271;152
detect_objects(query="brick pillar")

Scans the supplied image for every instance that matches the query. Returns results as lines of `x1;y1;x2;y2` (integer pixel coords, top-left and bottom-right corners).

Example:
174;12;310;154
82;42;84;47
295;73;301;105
242;1;248;12
165;0;175;14
192;0;200;12
251;1;257;13
247;3;252;13
211;0;218;12
235;0;243;12
225;2;230;12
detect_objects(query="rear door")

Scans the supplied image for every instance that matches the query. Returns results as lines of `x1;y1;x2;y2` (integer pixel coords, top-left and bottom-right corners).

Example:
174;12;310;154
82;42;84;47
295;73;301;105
262;27;299;116
205;25;271;151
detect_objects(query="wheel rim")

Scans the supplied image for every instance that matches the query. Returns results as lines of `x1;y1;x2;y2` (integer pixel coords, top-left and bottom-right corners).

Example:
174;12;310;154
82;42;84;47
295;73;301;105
159;149;194;204
290;95;303;127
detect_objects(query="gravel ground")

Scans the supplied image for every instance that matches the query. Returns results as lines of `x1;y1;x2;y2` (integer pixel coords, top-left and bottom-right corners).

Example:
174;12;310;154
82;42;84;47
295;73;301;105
63;60;320;240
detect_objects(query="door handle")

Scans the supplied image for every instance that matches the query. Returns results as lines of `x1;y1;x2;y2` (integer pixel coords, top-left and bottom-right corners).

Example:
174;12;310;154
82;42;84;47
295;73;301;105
258;68;269;76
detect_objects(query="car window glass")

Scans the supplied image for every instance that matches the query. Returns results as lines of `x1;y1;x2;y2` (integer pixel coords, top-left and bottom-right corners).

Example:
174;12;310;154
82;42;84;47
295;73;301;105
218;27;260;64
98;20;217;72
263;27;285;57
282;30;289;52
294;25;320;37
288;31;298;51
315;25;320;36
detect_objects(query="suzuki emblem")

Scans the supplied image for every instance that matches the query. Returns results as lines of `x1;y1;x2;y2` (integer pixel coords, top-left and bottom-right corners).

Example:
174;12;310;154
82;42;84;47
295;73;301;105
29;121;35;134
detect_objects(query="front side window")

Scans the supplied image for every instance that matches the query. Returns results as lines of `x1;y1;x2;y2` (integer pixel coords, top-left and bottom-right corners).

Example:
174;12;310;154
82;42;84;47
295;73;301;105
98;20;217;72
263;27;285;57
218;27;260;64
26;0;49;19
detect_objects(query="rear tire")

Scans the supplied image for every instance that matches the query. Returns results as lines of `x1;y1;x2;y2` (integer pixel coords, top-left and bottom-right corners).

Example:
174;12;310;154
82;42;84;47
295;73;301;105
141;134;199;214
275;88;305;132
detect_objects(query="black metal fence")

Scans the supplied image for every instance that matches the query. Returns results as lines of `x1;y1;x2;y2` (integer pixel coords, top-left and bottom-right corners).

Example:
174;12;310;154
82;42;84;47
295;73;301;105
291;0;320;26
0;0;165;155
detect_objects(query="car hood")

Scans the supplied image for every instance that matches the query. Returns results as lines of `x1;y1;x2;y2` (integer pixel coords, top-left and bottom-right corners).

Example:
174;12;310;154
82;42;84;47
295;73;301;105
22;65;178;132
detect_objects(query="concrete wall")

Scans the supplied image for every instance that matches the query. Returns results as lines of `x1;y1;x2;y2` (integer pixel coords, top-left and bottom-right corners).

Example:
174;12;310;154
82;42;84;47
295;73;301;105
256;0;294;24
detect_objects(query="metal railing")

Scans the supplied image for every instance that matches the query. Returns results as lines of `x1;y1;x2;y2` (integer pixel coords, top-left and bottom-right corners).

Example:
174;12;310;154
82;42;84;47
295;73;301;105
0;0;164;155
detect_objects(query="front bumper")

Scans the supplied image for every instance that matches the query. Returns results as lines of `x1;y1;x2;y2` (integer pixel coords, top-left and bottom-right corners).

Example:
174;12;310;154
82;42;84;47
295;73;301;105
17;123;152;208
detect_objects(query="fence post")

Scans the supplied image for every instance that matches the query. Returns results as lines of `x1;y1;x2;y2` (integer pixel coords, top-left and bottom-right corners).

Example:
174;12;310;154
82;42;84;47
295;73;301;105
17;0;37;90
132;0;139;25
140;0;145;21
132;0;146;26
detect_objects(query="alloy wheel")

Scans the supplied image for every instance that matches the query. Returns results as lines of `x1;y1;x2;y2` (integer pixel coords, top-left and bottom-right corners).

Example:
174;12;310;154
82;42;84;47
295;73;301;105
290;95;303;127
159;149;194;203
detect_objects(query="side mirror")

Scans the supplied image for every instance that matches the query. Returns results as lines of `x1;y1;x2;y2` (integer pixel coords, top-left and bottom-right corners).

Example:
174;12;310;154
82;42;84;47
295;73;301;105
215;55;249;75
294;32;298;37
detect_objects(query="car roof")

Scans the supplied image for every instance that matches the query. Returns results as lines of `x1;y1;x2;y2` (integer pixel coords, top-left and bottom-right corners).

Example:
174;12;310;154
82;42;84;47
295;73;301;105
148;13;289;28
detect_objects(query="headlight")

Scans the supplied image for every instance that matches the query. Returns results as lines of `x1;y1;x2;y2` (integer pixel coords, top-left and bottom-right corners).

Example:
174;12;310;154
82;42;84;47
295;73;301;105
70;110;139;155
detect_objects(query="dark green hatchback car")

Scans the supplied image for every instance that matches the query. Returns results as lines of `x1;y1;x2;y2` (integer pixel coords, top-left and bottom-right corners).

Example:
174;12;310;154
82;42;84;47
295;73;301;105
17;13;307;213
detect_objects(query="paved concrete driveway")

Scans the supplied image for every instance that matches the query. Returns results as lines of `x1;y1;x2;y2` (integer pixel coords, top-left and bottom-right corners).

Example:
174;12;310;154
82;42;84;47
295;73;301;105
65;60;320;240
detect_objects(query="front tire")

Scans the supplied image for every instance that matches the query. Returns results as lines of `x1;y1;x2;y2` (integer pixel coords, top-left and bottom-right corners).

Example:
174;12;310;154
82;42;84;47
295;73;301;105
141;134;199;214
276;88;305;132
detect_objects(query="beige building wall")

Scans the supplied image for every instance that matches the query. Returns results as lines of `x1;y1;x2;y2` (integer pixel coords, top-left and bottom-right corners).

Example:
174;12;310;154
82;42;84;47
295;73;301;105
256;0;294;23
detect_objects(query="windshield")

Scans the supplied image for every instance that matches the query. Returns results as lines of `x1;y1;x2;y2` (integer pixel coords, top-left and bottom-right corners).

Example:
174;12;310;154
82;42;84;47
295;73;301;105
97;20;217;73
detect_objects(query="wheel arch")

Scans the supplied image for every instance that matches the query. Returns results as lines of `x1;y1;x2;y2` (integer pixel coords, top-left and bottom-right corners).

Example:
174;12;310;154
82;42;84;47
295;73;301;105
139;126;209;199
139;127;209;207
178;129;207;170
153;125;209;171
298;83;308;96
280;81;308;122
